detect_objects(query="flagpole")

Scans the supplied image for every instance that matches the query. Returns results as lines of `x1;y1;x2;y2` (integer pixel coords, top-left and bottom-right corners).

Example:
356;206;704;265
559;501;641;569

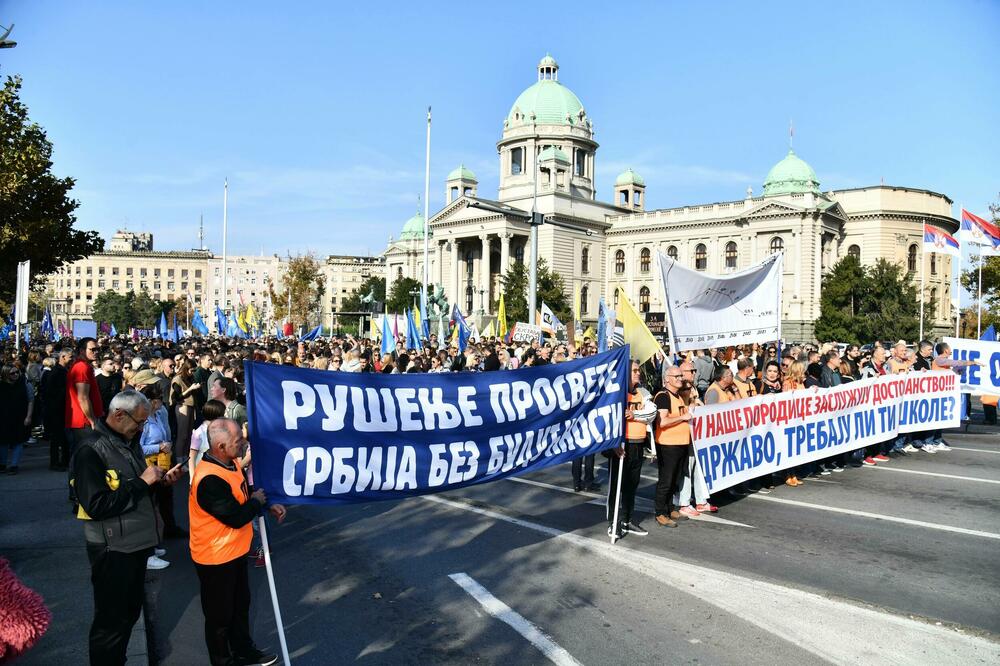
956;204;962;337
919;233;925;342
610;454;624;545
222;179;229;327
422;107;431;339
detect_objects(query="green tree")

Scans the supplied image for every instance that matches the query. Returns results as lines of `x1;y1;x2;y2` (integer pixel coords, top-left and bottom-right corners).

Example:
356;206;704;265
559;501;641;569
341;275;386;312
385;277;422;313
0;75;103;301
499;258;570;324
133;290;162;328
268;254;325;327
814;255;867;343
91;291;136;330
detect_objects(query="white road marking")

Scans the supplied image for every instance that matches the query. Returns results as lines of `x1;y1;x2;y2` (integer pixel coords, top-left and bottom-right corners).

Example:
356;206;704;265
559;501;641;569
950;446;1000;455
507;476;753;528
427;496;1000;665
863;465;1000;485
448;573;583;666
745;494;1000;540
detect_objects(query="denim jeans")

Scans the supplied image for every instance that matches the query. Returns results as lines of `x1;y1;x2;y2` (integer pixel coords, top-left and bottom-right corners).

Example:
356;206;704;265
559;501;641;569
0;442;24;467
672;454;710;507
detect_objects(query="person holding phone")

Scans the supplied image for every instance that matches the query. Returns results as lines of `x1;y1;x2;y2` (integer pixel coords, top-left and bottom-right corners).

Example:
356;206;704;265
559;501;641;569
71;389;185;665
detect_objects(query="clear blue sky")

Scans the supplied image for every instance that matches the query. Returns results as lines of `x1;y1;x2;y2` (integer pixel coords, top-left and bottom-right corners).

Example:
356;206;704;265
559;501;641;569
2;1;998;261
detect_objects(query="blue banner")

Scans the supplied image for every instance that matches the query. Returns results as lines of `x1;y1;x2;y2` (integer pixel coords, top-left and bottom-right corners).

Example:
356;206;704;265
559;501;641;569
245;346;630;505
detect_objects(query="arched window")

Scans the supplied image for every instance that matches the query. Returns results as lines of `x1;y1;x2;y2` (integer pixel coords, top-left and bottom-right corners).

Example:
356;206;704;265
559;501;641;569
769;237;784;255
695;244;707;271
582;247;590;274
465;250;474;278
396;267;403;280
465;285;474;313
667;245;678;261
615;250;625;274
907;244;918;273
639;286;650;313
511;147;523;175
640;247;651;273
514;243;524;264
580;285;589;315
848;244;861;262
725;241;738;269
930;252;937;275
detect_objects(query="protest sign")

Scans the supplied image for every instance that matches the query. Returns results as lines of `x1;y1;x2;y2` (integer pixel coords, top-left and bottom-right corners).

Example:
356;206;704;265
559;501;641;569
510;322;542;343
245;346;629;505
690;372;960;492
943;337;1000;396
657;251;782;352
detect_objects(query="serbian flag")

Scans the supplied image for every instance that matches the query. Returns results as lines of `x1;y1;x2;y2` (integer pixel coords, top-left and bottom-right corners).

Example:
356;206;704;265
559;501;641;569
960;209;1000;249
923;224;960;257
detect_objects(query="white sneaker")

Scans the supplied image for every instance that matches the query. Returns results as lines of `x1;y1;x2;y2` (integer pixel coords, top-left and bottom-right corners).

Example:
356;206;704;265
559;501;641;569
154;547;166;557
935;443;952;451
146;555;170;570
922;444;938;453
902;444;918;453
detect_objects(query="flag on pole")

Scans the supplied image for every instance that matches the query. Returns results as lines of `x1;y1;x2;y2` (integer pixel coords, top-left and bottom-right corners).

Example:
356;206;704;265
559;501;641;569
597;298;609;353
960;209;1000;247
482;320;496;338
539;302;563;337
369;315;379;340
41;308;54;340
392;313;399;341
109;323;118;337
215;305;226;334
172;312;183;341
236;307;249;333
616;287;661;364
380;313;394;355
450;303;469;333
981;324;997;342
496;294;508;338
158;311;169;338
300;325;321;341
581;325;595;341
923;224;961;257
457;320;470;352
406;309;421;350
192;309;210;335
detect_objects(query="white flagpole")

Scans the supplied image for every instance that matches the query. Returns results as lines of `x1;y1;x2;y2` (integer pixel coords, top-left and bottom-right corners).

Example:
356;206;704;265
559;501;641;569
222;179;229;325
422;107;431;332
919;237;926;342
610;454;624;544
258;517;291;666
977;251;983;338
956;204;962;337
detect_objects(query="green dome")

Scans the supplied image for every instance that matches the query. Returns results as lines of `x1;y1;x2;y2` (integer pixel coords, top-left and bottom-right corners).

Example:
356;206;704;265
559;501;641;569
763;149;820;196
399;211;430;241
538;146;570;164
615;168;644;186
507;57;585;127
447;164;477;182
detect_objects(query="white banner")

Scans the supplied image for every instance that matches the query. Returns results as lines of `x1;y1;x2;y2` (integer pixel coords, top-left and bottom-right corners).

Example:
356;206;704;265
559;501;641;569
943;337;1000;396
657;251;782;352
691;372;961;492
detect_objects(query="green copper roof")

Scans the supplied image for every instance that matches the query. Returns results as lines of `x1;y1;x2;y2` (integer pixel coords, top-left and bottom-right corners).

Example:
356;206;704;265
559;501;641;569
538;146;571;164
615;168;645;186
447;164;477;182
399;211;430;241
763;149;820;196
507;82;585;126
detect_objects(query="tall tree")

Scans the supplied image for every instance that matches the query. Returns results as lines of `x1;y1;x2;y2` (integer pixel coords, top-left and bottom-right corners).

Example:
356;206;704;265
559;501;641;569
133;290;162;328
91;291;135;330
814;255;867;343
499;258;571;324
385;277;422;313
0;75;103;301
269;254;325;327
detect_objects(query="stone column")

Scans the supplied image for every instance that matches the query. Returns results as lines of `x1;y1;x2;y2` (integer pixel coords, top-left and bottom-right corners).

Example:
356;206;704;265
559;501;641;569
450;240;460;308
480;233;491;314
499;232;512;277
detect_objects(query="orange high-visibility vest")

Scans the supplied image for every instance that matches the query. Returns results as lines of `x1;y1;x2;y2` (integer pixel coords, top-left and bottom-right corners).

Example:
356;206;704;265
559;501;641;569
654;391;691;446
189;460;254;565
625;392;648;440
732;376;757;401
706;382;734;404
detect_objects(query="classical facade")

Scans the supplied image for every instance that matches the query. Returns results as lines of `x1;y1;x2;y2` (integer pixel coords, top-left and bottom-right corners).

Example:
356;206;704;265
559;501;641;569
385;56;957;341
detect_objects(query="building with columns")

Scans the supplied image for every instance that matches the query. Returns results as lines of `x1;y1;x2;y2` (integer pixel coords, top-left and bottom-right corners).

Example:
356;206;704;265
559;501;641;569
385;55;957;341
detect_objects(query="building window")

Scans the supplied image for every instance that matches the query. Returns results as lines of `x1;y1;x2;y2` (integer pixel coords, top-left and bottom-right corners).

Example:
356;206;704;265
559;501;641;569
140;268;147;278
930;253;937;275
582;247;590;274
214;267;221;277
615;250;625;274
112;267;119;275
86;267;92;275
667;245;678;261
86;279;92;288
126;267;133;276
466;285;474;312
167;282;175;291
581;286;589;315
450;186;459;200
848;244;861;262
640;247;651;273
182;269;188;278
619;190;629;207
574;148;586;177
181;282;188;291
112;280;119;289
98;280;105;289
770;237;784;255
465;250;474;277
98;267;105;276
695;244;707;270
396;267;403;281
514;244;524;264
511;147;523;175
639;286;650;313
154;282;161;290
195;270;202;278
908;244;918;273
126;281;133;289
725;241;738;269
153;269;160;277
167;269;174;277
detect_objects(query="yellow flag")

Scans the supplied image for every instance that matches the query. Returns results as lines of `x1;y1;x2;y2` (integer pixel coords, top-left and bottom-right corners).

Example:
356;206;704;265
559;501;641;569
482;320;496;338
370;315;379;339
236;307;249;332
496;294;508;337
582;325;595;340
414;305;422;331
616;287;661;364
245;303;260;328
450;323;459;345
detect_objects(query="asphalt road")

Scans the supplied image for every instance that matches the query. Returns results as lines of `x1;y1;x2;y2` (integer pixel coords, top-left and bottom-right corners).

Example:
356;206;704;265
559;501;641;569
5;425;999;665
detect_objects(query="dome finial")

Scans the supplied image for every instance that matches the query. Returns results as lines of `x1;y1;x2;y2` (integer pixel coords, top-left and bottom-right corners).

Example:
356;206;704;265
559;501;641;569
538;54;559;81
789;119;794;151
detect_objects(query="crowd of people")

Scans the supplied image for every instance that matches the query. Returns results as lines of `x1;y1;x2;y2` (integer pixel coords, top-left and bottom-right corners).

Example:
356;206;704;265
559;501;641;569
0;329;994;664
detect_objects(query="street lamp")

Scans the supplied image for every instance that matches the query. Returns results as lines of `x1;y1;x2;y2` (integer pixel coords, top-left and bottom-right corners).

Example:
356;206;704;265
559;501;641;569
478;287;485;315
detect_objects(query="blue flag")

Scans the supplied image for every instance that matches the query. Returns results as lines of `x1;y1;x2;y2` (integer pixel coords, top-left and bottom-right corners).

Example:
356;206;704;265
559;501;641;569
597;298;608;353
275;326;284;339
981;325;997;342
158;311;169;339
405;309;421;350
41;308;54;341
380;314;394;356
457;320;470;352
192;309;210;336
243;345;630;505
215;306;226;334
301;325;321;341
172;312;183;341
110;323;118;337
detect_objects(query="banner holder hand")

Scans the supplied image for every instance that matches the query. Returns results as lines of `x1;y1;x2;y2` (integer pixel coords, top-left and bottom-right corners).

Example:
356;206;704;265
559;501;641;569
249;460;291;666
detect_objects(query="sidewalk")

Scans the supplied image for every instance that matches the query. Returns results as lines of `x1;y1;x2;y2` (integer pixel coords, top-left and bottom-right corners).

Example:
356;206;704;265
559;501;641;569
0;443;152;664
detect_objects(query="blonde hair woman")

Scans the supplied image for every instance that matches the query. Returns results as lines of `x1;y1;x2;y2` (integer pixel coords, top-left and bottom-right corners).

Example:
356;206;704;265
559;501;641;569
781;360;806;486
